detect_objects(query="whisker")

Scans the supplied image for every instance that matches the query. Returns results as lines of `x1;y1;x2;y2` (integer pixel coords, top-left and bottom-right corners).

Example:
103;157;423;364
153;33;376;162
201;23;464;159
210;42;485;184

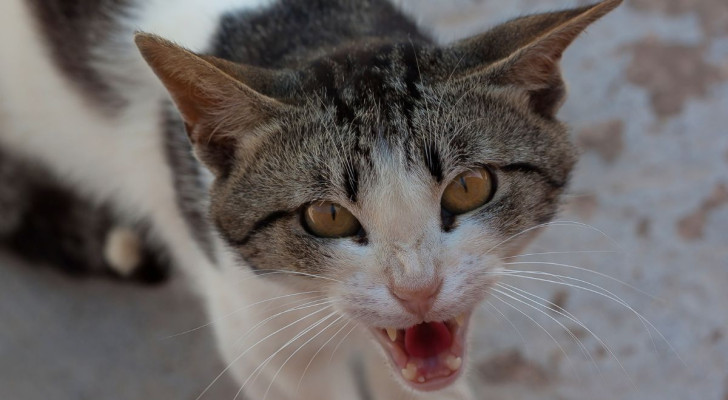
486;220;623;257
434;51;468;120
498;282;629;379
313;91;350;172
195;303;333;400
489;292;573;368
448;117;489;145
227;270;337;286
243;269;344;284
296;320;351;392
262;315;345;400
409;37;427;115
491;286;596;372
483;300;526;344
162;291;324;339
252;295;329;317
329;323;359;364
440;85;482;132
504;261;660;301
502;250;619;260
233;298;334;347
495;269;643;317
495;285;608;375
236;312;338;400
548;220;623;250
490;271;684;365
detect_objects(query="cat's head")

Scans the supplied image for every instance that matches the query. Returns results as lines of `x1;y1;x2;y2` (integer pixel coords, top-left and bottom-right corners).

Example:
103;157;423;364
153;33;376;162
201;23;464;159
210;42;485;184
137;0;620;392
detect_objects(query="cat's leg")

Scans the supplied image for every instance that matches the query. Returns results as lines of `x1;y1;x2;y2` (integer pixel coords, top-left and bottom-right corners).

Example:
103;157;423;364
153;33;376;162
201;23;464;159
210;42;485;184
0;0;190;283
0;148;170;283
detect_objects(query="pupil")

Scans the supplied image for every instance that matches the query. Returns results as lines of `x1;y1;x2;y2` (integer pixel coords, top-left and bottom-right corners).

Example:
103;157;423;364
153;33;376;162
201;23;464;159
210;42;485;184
460;176;469;193
330;204;337;221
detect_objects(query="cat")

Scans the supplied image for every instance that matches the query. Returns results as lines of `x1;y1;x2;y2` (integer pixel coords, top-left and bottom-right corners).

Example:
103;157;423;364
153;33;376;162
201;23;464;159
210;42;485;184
0;0;622;399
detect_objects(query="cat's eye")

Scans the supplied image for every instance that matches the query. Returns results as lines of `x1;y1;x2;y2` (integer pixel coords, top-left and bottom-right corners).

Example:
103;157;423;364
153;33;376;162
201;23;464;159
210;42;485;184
441;167;494;215
303;201;361;238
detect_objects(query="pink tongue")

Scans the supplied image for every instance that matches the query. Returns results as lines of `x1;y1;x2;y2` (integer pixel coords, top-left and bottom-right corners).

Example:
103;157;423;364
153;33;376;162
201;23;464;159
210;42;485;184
404;322;453;358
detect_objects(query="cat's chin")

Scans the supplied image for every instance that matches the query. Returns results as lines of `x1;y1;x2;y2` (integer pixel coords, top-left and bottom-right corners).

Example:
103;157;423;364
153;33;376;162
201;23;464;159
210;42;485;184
370;312;470;392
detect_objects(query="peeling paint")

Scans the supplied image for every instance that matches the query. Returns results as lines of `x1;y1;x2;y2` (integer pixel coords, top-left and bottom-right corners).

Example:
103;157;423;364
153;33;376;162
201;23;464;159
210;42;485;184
577;119;625;163
477;350;553;386
677;183;728;240
625;38;724;118
630;0;728;37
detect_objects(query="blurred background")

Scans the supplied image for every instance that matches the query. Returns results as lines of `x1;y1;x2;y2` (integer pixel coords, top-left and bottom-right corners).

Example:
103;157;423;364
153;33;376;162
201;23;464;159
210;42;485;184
1;0;726;399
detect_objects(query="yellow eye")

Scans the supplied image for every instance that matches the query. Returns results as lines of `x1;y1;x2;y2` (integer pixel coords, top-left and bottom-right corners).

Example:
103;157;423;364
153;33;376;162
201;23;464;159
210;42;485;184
441;167;494;215
303;201;361;238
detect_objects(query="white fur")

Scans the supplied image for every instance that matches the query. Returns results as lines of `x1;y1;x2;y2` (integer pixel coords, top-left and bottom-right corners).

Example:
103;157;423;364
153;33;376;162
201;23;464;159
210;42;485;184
0;1;479;398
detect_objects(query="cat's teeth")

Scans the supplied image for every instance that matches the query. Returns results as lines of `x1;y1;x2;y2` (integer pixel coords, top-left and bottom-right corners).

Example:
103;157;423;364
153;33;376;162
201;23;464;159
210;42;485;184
386;328;398;342
455;314;466;327
445;355;462;371
401;363;418;382
417;376;426;383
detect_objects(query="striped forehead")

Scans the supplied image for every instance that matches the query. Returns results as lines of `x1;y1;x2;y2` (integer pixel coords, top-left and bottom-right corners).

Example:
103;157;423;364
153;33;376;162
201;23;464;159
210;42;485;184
300;42;428;125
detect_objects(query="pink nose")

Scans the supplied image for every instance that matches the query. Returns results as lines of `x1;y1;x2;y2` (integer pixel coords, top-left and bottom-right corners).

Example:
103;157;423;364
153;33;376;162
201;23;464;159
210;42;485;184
390;281;442;317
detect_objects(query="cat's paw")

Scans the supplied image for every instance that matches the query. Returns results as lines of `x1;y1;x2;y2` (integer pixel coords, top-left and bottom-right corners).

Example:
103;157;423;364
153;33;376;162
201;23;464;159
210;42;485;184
103;227;170;284
103;227;143;278
102;226;171;285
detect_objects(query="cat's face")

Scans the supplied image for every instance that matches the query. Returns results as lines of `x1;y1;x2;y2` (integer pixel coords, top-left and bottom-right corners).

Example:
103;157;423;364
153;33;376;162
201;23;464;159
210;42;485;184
137;0;620;391
210;72;574;388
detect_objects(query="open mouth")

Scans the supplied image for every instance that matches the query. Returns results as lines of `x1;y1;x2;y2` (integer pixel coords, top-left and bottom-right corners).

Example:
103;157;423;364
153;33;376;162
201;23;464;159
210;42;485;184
372;313;469;391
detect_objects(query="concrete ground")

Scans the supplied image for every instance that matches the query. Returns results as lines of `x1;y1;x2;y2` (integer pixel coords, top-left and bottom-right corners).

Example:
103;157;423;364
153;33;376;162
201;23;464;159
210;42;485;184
1;0;727;399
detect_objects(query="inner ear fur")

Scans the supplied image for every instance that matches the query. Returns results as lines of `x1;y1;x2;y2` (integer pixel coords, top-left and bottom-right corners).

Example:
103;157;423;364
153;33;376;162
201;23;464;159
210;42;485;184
449;0;622;118
134;33;287;176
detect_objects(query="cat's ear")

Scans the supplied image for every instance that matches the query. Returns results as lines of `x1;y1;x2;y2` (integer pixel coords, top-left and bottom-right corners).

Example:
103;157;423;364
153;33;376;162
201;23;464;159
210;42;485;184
448;0;621;119
134;33;287;176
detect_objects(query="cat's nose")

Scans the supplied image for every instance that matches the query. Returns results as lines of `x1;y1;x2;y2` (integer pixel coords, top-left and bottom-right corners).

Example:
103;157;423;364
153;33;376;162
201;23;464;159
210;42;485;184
390;280;442;317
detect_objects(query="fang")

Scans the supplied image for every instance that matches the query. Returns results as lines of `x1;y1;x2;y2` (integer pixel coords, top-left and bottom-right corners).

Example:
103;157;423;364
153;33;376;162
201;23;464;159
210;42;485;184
445;355;462;371
401;363;417;381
